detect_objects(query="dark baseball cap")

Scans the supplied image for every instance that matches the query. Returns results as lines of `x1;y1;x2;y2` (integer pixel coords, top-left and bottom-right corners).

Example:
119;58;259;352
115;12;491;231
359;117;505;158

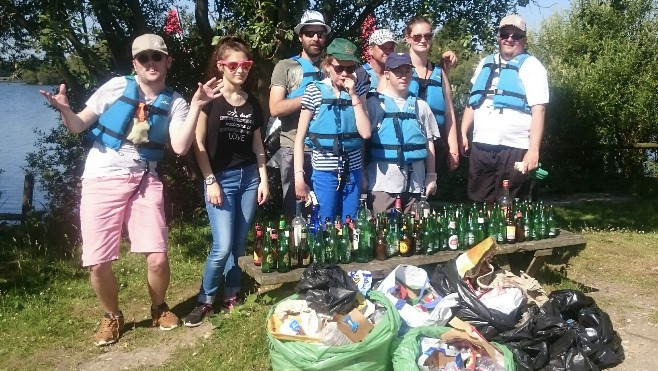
385;52;413;70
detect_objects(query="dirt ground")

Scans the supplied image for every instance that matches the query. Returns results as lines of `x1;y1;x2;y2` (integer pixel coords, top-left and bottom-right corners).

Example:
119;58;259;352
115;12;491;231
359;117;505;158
70;230;658;371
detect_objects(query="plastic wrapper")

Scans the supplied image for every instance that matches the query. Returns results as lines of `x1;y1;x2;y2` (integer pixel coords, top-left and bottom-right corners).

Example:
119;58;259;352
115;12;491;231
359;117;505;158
430;261;519;339
267;290;402;371
391;326;516;371
494;289;624;371
295;263;360;315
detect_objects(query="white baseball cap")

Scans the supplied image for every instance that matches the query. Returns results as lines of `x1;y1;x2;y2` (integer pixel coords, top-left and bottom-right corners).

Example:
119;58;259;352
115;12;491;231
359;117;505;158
132;34;169;57
499;14;527;33
368;29;396;46
294;10;331;35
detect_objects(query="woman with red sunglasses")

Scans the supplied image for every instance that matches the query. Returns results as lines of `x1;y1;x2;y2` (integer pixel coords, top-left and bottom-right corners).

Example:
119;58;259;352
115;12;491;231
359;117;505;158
184;36;269;327
405;16;460;186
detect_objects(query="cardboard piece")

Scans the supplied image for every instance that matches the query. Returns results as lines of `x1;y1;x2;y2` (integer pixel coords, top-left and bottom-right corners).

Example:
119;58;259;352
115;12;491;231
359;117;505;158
442;317;501;360
334;308;374;343
456;236;499;279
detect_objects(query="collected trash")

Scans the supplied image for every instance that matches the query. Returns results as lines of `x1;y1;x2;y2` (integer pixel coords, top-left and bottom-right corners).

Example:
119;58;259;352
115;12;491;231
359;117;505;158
268;265;401;371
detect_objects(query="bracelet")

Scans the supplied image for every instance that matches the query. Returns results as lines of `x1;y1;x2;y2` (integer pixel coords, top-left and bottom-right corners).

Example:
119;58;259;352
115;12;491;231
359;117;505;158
294;170;305;177
352;100;362;107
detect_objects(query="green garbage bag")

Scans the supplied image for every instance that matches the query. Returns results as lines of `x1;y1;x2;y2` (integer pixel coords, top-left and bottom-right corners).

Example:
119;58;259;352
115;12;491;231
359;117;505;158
392;326;516;370
267;290;401;371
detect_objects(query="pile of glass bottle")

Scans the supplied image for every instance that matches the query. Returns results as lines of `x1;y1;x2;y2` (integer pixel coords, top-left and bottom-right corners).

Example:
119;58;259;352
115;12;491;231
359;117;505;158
255;188;558;274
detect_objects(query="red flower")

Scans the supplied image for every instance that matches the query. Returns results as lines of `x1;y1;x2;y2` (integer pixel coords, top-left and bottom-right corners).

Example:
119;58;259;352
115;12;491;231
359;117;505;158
361;14;376;62
165;9;183;36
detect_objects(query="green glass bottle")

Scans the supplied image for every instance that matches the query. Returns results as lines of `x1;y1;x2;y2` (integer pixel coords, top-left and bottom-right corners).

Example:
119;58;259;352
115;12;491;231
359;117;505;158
261;224;274;273
277;225;291;273
447;217;459;251
312;229;325;264
338;221;352;264
324;224;336;264
547;205;557;238
386;220;399;258
299;227;311;268
476;209;486;244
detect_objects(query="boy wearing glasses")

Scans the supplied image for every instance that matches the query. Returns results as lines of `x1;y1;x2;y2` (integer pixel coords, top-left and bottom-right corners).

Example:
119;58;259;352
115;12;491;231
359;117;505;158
269;10;330;220
39;33;219;346
365;53;440;214
461;14;549;202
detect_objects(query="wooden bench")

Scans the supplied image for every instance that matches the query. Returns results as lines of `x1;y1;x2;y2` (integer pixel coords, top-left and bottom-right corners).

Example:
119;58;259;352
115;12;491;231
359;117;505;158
237;229;586;294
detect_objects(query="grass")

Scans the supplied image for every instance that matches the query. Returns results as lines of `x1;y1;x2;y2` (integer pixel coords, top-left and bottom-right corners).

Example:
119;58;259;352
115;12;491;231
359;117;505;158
1;196;657;370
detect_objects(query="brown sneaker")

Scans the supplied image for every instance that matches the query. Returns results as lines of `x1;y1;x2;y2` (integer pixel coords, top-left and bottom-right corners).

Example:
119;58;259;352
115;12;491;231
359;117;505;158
94;312;124;346
151;302;179;330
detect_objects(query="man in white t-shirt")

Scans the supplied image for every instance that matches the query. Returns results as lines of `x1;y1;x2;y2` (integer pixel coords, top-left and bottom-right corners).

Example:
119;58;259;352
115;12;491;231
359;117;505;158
40;34;219;346
460;14;549;202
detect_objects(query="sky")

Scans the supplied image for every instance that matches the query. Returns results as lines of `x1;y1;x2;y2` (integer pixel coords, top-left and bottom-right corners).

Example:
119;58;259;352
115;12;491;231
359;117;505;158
518;0;571;30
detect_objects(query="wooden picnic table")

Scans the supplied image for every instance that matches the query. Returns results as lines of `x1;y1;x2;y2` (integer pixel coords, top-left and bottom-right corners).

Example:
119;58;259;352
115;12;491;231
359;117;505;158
237;229;586;294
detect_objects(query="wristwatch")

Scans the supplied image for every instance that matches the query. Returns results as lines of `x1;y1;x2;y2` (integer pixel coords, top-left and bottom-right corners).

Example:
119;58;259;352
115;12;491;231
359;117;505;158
205;175;216;185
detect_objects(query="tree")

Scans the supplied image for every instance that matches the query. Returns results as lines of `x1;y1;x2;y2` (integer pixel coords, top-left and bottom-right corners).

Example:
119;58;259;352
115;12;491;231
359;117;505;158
1;0;525;247
533;0;658;191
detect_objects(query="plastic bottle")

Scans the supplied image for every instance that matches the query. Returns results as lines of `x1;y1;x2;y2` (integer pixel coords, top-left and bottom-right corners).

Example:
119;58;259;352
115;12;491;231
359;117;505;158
475;356;506;371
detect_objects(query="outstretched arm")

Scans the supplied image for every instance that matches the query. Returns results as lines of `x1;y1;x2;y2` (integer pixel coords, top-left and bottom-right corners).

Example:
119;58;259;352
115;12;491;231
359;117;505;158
170;78;222;155
40;84;98;133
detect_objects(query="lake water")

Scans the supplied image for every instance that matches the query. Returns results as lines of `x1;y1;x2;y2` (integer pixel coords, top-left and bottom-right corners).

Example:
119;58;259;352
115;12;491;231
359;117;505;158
0;82;59;214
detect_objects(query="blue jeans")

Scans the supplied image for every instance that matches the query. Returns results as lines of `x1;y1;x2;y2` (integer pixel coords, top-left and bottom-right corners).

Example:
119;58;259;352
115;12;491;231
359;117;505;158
198;164;259;304
312;168;361;222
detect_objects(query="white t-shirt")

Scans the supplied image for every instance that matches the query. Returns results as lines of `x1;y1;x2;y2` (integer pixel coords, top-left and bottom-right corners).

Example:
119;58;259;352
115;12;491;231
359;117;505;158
471;53;549;149
82;76;189;178
365;93;440;193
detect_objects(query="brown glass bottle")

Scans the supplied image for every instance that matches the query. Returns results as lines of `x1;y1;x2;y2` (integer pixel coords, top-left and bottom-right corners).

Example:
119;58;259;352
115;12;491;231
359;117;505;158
375;226;387;260
505;208;516;244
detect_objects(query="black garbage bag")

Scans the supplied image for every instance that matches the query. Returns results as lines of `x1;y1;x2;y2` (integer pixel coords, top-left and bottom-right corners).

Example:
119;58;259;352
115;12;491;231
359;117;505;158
429;260;519;339
495;289;624;371
295;263;359;315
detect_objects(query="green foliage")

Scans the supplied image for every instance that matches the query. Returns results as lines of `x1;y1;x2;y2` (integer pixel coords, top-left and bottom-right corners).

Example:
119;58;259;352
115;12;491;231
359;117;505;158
533;0;658;192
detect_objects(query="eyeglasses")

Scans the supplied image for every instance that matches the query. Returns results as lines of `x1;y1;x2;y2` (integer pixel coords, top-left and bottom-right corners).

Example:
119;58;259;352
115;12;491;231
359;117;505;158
388;66;412;77
331;64;357;74
410;33;433;43
499;33;525;41
301;30;327;39
136;52;164;64
219;60;254;72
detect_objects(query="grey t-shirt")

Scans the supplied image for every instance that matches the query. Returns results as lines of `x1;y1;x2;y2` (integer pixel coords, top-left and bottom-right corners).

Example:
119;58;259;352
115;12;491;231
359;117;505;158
365;93;440;193
270;58;318;148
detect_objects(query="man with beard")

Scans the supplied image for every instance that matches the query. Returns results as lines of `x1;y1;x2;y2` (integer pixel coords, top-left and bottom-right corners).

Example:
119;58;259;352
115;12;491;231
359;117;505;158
269;10;331;219
460;14;549;202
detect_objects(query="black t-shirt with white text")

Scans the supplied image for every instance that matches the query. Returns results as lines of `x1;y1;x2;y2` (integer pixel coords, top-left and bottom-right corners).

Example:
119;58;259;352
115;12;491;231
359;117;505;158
202;94;263;171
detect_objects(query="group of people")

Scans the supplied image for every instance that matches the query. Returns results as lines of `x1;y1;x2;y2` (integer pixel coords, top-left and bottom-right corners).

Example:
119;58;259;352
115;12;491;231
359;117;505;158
40;10;548;346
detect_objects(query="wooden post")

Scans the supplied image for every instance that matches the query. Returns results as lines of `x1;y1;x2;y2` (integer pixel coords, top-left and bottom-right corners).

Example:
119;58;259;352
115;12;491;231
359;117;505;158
21;173;34;220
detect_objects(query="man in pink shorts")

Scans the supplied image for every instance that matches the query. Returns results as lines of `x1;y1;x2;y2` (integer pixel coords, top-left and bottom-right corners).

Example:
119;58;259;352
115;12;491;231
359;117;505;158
40;34;220;346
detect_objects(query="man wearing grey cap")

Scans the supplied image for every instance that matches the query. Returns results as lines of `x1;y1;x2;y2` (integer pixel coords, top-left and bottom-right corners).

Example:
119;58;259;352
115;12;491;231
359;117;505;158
268;10;331;220
460;14;549;202
40;33;220;346
363;29;397;92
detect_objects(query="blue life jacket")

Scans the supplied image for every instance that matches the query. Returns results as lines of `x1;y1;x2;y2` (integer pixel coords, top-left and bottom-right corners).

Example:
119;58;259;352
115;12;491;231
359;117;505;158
305;82;362;155
468;53;531;114
363;63;379;92
409;64;446;126
89;76;173;162
287;55;322;98
369;93;427;167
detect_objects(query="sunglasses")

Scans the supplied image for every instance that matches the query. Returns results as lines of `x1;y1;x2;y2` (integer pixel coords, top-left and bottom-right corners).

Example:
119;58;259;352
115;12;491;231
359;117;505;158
410;33;433;42
219;60;254;72
331;64;357;74
136;52;164;64
499;33;525;41
301;30;327;38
